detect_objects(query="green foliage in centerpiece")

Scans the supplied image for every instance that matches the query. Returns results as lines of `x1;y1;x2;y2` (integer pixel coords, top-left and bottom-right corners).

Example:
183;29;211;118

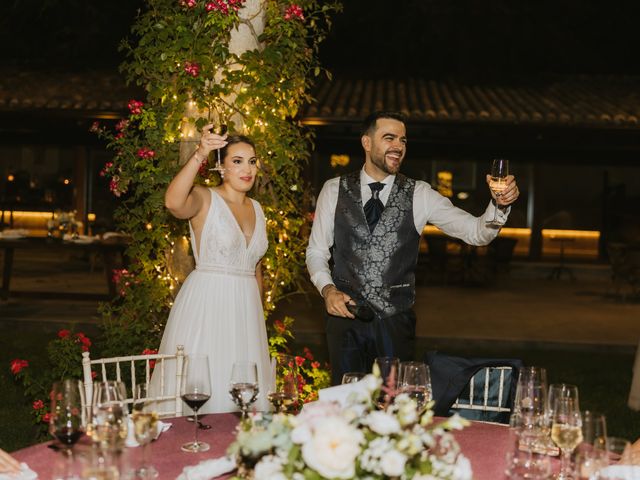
228;373;473;480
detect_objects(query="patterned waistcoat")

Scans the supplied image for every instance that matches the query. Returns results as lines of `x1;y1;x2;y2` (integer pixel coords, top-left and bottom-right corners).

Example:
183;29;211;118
331;171;420;318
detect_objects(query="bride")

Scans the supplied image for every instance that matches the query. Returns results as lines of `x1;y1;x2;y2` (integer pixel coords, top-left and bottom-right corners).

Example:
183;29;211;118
150;125;271;414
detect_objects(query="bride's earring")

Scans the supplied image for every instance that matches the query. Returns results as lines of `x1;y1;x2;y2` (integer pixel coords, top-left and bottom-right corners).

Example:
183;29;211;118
219;168;225;180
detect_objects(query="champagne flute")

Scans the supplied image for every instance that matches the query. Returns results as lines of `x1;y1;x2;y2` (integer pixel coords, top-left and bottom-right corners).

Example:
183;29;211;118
511;367;549;454
398;361;432;412
209;124;228;173
229;361;259;420
132;384;159;479
341;372;366;384
181;354;212;452
267;354;298;414
551;397;583;479
373;356;400;410
487;158;509;226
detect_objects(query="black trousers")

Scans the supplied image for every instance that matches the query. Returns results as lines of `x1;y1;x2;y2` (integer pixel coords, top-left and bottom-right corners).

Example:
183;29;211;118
325;309;416;385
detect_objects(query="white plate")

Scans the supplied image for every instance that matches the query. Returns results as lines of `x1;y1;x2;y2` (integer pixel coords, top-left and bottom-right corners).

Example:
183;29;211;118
598;465;640;480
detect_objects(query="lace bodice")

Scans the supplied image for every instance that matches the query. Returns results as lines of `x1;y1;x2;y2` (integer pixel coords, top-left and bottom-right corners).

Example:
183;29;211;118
190;189;268;274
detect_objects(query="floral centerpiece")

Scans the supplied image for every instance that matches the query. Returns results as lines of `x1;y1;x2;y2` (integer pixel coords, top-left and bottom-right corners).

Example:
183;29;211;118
228;373;472;480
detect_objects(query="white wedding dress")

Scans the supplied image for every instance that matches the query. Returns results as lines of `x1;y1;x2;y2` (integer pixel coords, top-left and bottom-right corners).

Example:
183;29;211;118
150;189;271;414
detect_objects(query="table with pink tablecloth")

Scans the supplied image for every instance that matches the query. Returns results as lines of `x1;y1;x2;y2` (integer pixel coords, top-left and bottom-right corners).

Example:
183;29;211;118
13;415;513;479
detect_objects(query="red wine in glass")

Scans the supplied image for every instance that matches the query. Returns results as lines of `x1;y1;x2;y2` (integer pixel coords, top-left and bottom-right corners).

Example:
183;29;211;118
181;393;211;411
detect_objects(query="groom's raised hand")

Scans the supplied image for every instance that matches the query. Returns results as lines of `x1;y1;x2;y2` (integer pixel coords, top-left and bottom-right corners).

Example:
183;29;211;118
321;285;355;319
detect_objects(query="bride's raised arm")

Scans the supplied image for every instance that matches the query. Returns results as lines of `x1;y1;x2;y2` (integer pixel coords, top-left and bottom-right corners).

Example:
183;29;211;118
165;124;227;219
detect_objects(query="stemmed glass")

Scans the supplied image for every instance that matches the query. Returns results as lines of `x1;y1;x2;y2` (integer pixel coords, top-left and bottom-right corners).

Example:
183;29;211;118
229;361;259;420
181;355;212;453
91;380;128;452
511;367;548;454
209;124;228;173
49;380;86;480
398;361;432;412
373;356;400;410
575;411;607;479
487;158;509;226
550;397;583;479
267;354;298;414
132;384;159;479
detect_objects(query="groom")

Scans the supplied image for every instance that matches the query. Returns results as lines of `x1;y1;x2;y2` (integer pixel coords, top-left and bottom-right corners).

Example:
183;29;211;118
306;111;520;385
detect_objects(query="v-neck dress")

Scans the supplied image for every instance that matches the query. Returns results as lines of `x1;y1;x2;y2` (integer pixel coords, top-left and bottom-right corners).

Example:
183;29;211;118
150;189;271;414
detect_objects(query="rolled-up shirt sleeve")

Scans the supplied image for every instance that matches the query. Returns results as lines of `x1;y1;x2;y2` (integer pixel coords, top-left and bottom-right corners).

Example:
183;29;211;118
306;178;340;295
414;181;509;246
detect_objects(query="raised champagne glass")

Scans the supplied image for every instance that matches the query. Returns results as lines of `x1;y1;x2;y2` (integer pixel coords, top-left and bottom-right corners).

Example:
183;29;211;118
209;124;228;173
229;361;259;420
487;158;509;226
181;355;212;452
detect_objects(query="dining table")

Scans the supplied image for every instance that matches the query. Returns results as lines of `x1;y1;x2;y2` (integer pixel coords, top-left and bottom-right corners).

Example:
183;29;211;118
13;414;516;479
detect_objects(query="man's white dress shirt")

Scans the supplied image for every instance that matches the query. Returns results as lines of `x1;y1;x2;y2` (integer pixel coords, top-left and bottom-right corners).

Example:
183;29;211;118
306;169;509;295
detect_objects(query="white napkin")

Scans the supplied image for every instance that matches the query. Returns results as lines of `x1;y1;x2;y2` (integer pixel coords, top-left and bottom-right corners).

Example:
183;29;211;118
318;381;370;407
0;463;37;480
176;456;237;480
125;418;172;447
597;465;640;480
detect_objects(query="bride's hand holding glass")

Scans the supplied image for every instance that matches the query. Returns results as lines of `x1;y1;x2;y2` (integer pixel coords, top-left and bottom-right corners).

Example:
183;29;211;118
193;123;228;167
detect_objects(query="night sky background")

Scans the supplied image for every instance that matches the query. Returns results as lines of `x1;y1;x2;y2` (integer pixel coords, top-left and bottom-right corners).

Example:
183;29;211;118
1;0;639;77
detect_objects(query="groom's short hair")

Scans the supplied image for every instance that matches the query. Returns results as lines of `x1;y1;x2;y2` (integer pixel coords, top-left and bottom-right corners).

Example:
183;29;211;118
361;111;406;136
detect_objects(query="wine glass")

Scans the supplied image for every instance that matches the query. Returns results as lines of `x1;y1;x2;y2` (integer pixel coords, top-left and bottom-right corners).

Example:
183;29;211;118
91;380;128;452
341;372;366;384
550;397;583;479
49;380;86;480
575;411;607;480
267;354;298;414
511;367;548;453
181;354;212;452
50;379;86;449
132;384;159;479
229;361;259;420
209;124;228;173
547;384;579;422
373;356;400;410
398;361;432;412
487;158;509;226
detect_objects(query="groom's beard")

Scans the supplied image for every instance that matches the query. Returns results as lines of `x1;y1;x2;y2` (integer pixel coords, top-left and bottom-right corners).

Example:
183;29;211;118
371;148;404;175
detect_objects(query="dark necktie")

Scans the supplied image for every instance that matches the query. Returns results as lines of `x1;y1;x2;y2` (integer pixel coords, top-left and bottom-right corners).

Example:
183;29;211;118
364;182;385;232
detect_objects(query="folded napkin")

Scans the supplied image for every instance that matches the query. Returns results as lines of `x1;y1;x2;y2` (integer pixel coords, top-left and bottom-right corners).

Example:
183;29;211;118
318;376;376;407
125;418;172;447
0;463;37;480
597;465;640;480
176;456;236;480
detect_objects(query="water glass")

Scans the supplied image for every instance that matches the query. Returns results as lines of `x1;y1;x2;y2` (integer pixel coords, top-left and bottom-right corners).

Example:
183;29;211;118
92;380;128;452
511;367;548;453
373;356;400;409
398;361;432;412
505;449;552;480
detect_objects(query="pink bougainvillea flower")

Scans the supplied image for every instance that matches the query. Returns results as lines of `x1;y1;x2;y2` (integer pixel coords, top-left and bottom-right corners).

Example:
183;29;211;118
295;356;305;367
32;399;44;410
303;346;314;361
142;348;159;369
115;119;129;132
183;61;201;77
127;99;144;115
109;178;121;197
10;359;29;375
137;147;156;159
206;0;229;14
42;412;51;424
227;0;244;12
284;4;304;21
311;361;320;369
180;0;197;7
57;329;71;339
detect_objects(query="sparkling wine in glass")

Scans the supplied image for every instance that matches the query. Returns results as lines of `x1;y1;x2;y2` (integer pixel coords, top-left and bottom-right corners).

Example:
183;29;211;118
132;384;159;479
398;361;432;412
487;158;509;226
181;354;212;452
209;124;228;173
229;361;259;420
551;397;583;479
267;354;298;414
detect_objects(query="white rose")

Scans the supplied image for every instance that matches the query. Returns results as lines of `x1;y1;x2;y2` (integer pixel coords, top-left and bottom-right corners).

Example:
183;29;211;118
453;454;473;480
366;410;401;435
291;424;312;444
380;449;407;477
301;417;363;479
254;455;286;480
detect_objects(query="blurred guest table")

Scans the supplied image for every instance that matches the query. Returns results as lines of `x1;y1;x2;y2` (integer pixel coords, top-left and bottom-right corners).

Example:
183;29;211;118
12;414;515;479
0;235;128;301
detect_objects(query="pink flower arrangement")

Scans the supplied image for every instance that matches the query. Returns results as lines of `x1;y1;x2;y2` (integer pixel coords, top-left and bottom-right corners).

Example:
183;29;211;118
127;99;144;115
10;359;29;375
184;61;201;77
284;4;304;21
